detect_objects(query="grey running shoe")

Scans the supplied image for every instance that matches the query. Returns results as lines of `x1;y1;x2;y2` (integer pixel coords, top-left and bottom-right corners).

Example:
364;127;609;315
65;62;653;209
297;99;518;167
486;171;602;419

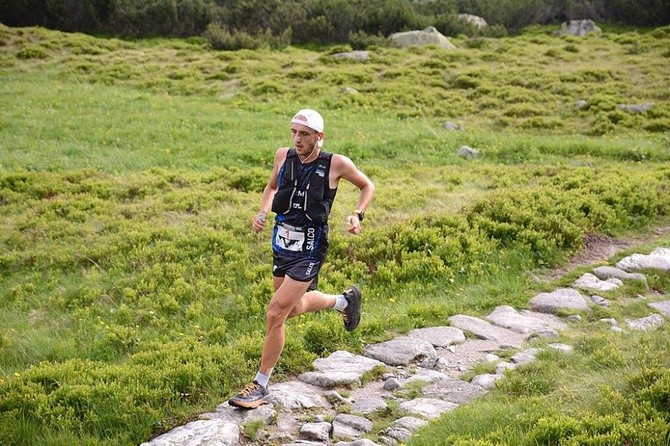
228;381;269;409
341;285;362;332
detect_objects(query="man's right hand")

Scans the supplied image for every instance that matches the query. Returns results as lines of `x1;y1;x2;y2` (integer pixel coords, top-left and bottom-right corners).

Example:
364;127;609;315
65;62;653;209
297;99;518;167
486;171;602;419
252;213;267;232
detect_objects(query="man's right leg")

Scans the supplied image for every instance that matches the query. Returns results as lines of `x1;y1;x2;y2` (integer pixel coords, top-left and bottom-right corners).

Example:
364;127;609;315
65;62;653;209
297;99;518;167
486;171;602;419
228;276;311;409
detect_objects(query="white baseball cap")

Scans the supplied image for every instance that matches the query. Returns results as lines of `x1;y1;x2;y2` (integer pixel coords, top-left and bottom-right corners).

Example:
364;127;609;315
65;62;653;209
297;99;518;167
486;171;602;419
291;109;324;133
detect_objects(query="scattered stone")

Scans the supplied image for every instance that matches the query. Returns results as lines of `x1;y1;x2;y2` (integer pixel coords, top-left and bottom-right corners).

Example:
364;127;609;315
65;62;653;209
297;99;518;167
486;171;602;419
324;390;353;406
611;326;624;333
535;329;559;339
529;288;591;314
471;374;500;389
408;326;465;347
458;13;488;28
335;440;382;446
341;86;359;94
363;337;437;366
567;314;582;322
381;417;428;443
548;343;573;354
511;348;542;364
418;356;450;370
383;377;402;391
496;362;516;374
592;266;648;288
457;145;480;159
556;19;602;36
332;414;373;440
599;318;618;326
483;353;501;362
399;398;458;419
352;396;388;415
300;422;331;442
421;379;487;404
389;26;456;49
404;368;450;385
331;50;370;62
625;314;664;331
573;273;622;292
442;121;461;131
575;99;588;109
590;295;611;307
617;103;653;114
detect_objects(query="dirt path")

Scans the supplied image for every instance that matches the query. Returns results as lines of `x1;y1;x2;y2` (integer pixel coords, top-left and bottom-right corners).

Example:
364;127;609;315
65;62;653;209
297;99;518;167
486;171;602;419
544;223;670;280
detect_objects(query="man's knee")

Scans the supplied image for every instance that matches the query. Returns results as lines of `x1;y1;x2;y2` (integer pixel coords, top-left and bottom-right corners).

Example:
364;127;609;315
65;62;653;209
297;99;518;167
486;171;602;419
266;303;289;327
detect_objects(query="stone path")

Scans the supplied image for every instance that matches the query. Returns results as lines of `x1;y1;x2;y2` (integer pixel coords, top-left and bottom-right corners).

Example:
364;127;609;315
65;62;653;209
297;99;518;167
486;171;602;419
141;247;670;446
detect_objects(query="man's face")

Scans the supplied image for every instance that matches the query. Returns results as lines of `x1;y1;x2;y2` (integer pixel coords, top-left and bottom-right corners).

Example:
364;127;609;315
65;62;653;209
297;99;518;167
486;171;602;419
291;123;321;155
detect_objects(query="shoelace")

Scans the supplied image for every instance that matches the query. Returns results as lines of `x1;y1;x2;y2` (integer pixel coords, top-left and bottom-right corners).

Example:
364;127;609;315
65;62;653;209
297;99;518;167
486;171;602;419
239;382;260;397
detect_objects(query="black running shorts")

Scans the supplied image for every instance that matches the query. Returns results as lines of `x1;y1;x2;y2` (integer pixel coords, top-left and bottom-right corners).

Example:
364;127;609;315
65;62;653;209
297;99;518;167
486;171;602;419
272;253;324;291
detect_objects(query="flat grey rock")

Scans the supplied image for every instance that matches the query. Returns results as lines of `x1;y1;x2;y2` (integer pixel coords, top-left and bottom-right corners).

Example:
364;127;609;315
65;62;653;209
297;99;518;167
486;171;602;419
486;305;565;334
573;273;622;292
448;314;524;343
363;336;436;366
470;374;499;389
399;398;458;419
511;348;542;364
389;26;456;49
592;266;648;287
548;343;573;353
407;326;465;347
299;351;385;388
380;417;428;442
140;419;239;446
422;379;487;404
616;248;670;272
300;422;331;442
332;414;373;440
352;396;388;415
268;381;330;411
626;314;664;331
649;300;670;317
529;288;591;313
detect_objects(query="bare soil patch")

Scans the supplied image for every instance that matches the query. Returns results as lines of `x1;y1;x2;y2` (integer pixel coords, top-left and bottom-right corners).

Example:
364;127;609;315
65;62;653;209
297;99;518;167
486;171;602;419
544;224;670;281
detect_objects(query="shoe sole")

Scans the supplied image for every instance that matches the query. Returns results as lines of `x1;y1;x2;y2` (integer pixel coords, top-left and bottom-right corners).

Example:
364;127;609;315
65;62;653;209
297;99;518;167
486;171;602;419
228;397;269;409
345;286;362;332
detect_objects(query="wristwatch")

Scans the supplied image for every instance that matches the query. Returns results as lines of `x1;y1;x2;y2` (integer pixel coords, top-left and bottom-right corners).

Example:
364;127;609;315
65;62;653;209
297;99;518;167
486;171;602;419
353;210;365;221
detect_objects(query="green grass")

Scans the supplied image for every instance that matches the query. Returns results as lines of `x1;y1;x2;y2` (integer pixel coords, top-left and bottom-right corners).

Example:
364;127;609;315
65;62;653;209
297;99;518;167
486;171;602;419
1;23;670;445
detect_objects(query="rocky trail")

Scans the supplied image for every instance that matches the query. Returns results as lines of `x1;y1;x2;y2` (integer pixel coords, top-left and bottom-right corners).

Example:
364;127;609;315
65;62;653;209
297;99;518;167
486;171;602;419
142;240;670;446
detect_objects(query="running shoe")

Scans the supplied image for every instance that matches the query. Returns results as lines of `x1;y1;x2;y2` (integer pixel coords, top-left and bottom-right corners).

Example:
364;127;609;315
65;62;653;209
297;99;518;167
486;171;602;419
341;285;362;332
228;381;269;409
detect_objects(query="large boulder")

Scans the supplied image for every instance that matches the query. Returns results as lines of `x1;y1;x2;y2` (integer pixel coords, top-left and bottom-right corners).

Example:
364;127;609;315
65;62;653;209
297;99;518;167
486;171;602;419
389;26;456;49
458;14;488;29
557;19;602;37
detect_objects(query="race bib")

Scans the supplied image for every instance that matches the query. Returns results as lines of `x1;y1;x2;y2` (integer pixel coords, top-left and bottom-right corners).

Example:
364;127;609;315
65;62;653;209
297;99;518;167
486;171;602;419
275;225;305;252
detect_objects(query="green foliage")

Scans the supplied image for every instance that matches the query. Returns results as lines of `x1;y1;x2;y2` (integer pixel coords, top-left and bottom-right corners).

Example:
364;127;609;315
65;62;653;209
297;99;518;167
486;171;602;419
2;0;668;42
204;23;291;51
2;24;670;446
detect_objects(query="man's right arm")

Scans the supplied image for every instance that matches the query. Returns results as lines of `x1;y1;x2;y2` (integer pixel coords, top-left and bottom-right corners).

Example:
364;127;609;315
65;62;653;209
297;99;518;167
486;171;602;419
252;148;288;232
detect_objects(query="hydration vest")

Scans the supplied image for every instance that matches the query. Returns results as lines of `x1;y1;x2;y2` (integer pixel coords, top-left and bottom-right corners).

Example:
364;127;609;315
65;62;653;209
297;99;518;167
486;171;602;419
271;149;334;225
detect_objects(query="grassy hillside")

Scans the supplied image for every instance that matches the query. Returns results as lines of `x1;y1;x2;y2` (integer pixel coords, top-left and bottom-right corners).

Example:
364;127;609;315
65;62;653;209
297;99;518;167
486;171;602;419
1;23;669;445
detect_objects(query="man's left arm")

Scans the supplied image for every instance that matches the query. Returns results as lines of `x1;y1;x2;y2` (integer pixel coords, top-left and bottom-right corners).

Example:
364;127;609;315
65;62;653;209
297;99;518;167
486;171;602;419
333;155;374;235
